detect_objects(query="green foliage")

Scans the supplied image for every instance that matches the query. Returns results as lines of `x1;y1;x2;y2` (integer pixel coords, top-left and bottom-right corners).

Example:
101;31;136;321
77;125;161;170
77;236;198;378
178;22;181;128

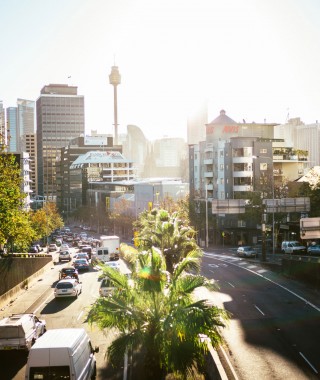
88;247;228;379
0;154;31;250
135;208;202;273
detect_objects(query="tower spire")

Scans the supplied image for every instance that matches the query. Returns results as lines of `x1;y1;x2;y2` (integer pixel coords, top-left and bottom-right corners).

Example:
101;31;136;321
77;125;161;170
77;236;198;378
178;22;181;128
109;64;121;145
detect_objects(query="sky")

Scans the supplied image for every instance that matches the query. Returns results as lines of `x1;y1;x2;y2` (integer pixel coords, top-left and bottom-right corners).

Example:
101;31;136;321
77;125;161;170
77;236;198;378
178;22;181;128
1;0;320;141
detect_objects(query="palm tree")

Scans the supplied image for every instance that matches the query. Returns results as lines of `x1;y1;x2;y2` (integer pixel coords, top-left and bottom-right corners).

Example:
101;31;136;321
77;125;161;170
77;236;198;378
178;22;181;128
88;247;228;379
135;208;202;273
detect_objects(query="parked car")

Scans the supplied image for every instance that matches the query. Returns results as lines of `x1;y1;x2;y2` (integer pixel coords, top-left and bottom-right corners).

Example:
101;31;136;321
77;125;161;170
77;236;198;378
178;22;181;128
281;241;306;254
59;250;71;262
48;243;58;252
54;278;82;298
59;267;79;280
236;246;257;257
307;244;320;255
73;258;90;272
99;277;115;297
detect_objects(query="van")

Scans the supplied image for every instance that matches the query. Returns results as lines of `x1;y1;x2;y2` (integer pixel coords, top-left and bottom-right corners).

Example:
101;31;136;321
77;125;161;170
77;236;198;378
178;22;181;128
25;328;99;380
281;241;306;254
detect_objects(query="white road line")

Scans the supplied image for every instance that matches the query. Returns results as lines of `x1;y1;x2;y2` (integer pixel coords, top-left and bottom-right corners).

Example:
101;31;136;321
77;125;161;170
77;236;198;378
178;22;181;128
77;310;84;321
208;254;320;313
299;351;318;374
227;282;235;288
34;292;54;314
254;304;265;316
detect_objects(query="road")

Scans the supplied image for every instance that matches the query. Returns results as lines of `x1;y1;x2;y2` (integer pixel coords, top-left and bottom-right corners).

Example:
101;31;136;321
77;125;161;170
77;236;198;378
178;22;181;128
200;248;320;380
0;247;125;380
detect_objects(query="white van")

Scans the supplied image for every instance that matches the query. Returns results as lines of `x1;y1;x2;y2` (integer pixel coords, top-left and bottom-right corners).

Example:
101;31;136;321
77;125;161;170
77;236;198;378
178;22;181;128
25;328;99;380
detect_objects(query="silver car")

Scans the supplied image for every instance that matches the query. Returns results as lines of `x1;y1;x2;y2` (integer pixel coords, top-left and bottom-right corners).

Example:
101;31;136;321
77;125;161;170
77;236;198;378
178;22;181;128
236;246;256;257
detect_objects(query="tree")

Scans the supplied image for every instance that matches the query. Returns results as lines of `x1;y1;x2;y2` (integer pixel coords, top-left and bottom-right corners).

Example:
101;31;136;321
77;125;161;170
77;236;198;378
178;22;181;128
0;153;34;252
88;246;228;379
30;202;63;243
135;208;202;273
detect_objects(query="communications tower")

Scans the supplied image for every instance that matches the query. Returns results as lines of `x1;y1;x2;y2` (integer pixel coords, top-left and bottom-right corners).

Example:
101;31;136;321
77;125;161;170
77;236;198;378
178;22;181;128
109;65;121;145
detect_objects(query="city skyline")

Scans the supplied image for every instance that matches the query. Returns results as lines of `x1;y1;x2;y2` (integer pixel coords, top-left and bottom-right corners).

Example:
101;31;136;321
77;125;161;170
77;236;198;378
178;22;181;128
1;0;320;141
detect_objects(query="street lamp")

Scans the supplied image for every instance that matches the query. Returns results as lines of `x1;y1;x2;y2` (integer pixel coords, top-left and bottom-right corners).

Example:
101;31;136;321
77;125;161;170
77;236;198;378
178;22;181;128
253;155;275;257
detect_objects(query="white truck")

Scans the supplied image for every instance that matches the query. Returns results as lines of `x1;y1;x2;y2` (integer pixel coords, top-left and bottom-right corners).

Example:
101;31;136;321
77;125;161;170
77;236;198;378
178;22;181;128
0;313;46;351
95;235;120;262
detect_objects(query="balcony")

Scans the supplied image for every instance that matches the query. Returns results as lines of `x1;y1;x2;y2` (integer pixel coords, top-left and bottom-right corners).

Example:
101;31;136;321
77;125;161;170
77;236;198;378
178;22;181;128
204;172;213;177
204;158;213;164
233;185;253;192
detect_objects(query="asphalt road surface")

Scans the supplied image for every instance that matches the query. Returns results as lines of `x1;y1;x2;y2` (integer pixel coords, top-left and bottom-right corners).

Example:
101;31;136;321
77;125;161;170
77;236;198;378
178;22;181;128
200;248;320;380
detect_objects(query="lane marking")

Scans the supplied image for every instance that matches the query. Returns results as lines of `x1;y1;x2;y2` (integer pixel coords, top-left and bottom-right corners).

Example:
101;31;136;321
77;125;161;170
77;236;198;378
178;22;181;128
206;254;320;313
227;282;235;288
254;305;265;316
299;352;318;374
34;292;54;314
77;310;84;321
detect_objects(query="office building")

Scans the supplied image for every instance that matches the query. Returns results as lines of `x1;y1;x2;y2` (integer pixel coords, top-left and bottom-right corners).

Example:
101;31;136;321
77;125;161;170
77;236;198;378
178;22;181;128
36;84;85;200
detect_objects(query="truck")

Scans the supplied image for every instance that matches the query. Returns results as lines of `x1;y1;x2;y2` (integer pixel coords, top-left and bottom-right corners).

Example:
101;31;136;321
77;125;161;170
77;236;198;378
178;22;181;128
95;235;120;262
0;313;46;351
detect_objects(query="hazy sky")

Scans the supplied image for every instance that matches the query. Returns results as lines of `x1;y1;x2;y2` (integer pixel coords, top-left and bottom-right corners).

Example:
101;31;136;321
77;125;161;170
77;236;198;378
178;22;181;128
1;0;320;140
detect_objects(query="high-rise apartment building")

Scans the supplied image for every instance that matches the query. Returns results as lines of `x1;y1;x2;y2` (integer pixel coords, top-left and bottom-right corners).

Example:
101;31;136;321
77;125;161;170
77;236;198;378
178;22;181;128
7;107;18;151
36;84;85;199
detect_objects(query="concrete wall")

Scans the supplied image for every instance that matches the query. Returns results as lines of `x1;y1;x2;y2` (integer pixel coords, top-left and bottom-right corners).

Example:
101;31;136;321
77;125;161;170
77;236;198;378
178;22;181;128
0;256;52;307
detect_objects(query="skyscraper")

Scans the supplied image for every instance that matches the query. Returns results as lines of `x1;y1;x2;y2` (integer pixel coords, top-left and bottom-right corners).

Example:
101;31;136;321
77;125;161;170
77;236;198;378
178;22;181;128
36;84;85;199
0;101;6;148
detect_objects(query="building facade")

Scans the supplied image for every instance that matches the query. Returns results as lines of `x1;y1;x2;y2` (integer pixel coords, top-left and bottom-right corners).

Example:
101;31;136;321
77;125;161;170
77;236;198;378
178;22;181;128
57;135;120;214
36;84;85;200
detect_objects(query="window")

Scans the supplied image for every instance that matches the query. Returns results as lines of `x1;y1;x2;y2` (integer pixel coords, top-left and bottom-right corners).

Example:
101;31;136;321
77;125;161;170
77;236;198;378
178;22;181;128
260;148;267;154
260;163;268;171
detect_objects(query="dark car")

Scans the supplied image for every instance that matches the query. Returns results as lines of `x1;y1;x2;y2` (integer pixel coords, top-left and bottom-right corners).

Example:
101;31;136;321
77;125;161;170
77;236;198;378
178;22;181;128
307;245;320;255
73;258;90;272
59;267;79;280
29;245;39;253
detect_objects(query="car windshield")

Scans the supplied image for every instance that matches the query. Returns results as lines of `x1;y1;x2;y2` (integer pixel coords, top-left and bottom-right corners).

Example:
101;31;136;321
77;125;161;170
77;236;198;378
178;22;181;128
75;259;87;264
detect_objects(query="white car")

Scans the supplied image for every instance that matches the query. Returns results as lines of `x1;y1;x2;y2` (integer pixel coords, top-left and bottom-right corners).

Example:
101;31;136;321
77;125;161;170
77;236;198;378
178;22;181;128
54;279;82;298
99;278;115;297
48;243;58;252
236;246;256;258
104;261;121;271
59;250;71;262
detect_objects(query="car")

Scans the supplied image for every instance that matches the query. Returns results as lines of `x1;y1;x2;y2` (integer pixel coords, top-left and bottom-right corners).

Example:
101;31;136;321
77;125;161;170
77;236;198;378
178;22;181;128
60;243;70;250
99;277;115;297
73;258;90;272
28;245;39;253
307;244;320;255
236;246;257;257
74;252;90;261
281;241;306;254
54;278;82;298
59;250;72;262
104;261;121;271
59;267;79;280
48;243;58;252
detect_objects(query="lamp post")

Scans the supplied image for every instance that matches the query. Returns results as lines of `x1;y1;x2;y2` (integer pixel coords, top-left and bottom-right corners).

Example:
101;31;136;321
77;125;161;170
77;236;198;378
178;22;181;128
253;155;275;257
